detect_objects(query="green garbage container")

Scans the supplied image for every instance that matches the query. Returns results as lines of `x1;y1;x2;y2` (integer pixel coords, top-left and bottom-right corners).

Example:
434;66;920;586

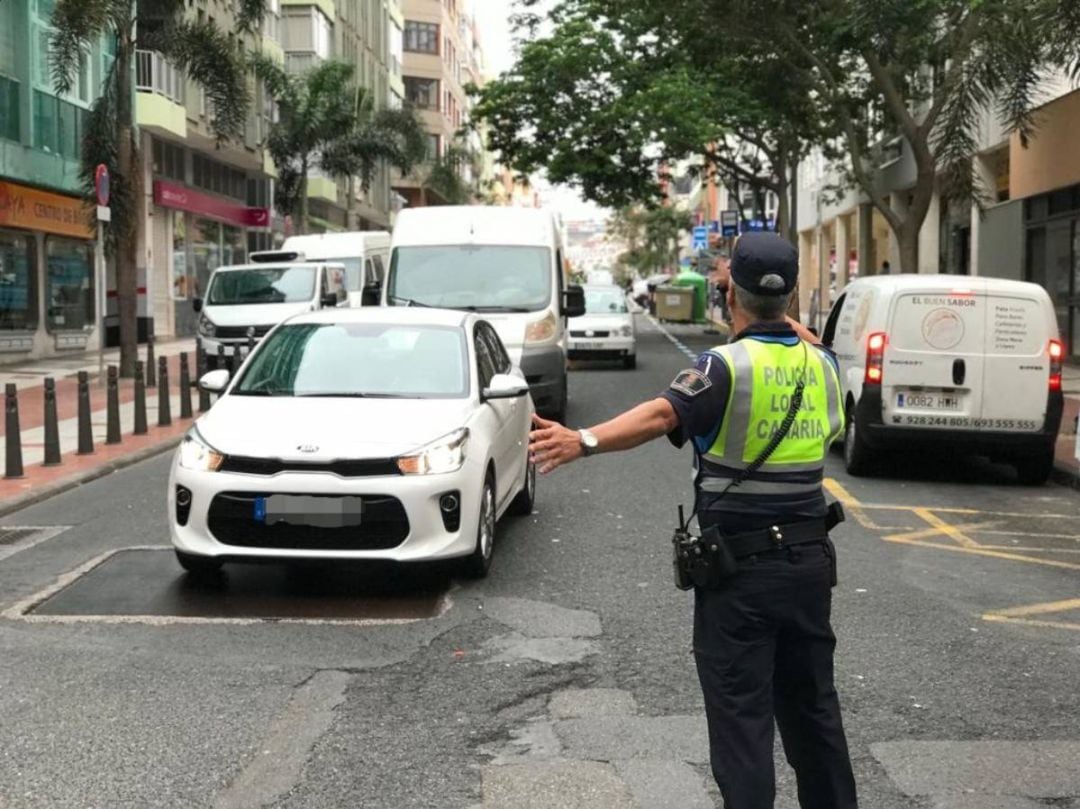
672;271;708;323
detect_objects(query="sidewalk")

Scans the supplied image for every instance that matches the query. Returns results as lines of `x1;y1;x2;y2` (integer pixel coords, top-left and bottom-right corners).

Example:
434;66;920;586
0;339;199;517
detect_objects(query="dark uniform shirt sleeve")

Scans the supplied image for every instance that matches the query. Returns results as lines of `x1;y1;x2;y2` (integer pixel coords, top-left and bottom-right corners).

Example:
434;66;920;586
659;350;733;449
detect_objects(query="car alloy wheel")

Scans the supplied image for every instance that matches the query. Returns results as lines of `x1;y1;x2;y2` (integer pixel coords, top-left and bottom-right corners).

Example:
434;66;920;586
462;475;496;579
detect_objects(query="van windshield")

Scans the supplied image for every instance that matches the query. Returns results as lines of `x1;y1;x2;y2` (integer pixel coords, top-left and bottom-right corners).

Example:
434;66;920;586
388;245;552;312
208;267;316;305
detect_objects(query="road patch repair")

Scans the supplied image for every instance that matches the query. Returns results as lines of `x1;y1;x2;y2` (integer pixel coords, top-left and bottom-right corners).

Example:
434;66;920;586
2;546;452;626
824;478;1080;631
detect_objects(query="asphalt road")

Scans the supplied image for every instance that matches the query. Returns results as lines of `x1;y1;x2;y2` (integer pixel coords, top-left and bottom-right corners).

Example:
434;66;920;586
1;316;1079;809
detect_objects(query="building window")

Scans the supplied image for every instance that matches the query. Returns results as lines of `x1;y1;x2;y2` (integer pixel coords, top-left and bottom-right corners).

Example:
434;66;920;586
426;134;441;161
0;77;19;142
404;76;438;110
192;154;246;200
32;90;85;160
45;236;94;332
0;230;38;331
404;21;439;54
152;138;186;182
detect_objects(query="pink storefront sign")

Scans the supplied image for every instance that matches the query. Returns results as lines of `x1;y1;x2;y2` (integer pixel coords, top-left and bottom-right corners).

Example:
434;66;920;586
153;180;270;229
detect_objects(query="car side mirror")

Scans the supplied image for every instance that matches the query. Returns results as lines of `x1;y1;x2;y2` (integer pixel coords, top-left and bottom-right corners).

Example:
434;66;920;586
192;298;203;313
321;293;339;308
483;373;530;401
198;369;230;393
563;285;586;318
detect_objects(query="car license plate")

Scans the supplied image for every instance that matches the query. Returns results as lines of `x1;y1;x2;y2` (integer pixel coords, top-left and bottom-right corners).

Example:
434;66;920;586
896;391;962;411
576;341;606;350
254;495;364;528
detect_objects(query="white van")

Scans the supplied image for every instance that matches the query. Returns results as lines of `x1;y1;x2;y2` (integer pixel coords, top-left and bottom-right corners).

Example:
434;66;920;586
195;261;348;368
277;231;390;307
821;275;1065;484
386;206;585;421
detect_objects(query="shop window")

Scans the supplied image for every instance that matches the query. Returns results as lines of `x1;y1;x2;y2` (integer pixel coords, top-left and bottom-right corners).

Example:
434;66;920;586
171;212;189;300
192;218;222;298
45;236;94;332
0;231;38;331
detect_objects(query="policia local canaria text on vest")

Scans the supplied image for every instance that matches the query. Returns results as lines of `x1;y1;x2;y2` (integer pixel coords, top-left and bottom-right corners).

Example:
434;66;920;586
528;232;859;809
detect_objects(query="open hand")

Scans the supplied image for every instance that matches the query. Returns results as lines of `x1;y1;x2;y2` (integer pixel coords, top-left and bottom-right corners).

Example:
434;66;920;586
529;414;584;474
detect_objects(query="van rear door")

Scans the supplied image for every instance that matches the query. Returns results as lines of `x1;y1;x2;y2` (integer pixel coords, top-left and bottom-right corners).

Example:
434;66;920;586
883;281;988;431
979;290;1051;432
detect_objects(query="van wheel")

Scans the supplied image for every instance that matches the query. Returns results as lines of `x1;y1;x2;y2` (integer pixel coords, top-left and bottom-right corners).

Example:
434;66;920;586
623;355;637;370
843;407;874;476
460;474;496;579
1014;448;1054;486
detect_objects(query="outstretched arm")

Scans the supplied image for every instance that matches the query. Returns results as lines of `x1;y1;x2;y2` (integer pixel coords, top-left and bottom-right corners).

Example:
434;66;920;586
529;398;680;474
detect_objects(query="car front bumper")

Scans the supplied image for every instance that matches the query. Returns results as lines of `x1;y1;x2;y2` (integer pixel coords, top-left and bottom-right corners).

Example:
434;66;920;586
169;453;485;563
567;334;635;359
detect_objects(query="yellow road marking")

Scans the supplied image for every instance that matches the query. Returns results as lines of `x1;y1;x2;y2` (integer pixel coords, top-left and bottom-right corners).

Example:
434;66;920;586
882;535;1080;571
978;545;1080;554
982;616;1080;632
887;509;983;548
982;598;1080;632
823;478;884;530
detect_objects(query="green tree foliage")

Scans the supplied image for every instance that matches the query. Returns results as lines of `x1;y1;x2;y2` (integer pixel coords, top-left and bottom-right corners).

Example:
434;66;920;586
609;206;692;278
49;0;267;375
417;140;486;206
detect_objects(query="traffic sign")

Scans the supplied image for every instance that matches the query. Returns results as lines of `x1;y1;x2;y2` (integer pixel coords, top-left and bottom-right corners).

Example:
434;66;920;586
721;210;739;237
708;220;720;234
94;164;110;207
692;226;708;251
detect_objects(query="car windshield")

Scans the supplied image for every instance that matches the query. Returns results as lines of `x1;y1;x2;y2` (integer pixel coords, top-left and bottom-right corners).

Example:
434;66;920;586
208;267;316;305
234;322;468;398
585;288;628;314
388;245;552;311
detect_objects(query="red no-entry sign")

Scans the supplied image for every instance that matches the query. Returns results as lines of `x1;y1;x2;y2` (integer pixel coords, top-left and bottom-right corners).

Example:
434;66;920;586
95;164;110;208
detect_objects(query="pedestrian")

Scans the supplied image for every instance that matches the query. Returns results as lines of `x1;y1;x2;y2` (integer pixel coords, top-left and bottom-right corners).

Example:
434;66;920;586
529;232;858;809
881;259;891;274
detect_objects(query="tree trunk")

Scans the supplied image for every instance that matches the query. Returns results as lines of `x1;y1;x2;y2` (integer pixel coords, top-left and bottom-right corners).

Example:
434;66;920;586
346;175;355;230
775;173;791;243
897;222;919;276
299;157;309;234
115;39;138;378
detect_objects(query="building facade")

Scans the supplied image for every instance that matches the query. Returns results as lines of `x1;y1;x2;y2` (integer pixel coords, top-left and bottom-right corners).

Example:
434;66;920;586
0;0;110;359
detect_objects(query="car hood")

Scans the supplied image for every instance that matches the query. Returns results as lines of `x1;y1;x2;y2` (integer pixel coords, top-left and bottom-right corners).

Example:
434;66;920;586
202;302;314;328
195;396;474;460
570;313;632;331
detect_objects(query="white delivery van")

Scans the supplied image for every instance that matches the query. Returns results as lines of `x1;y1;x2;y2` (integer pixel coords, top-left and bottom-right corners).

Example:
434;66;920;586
194;261;348;369
821;275;1065;484
276;231;390;307
386;206;585;421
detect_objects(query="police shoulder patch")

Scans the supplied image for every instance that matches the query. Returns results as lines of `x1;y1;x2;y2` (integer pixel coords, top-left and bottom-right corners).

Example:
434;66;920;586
670;368;712;398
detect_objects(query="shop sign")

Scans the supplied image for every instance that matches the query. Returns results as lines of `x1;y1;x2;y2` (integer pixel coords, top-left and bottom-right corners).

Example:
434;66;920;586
0;181;94;239
153;180;270;229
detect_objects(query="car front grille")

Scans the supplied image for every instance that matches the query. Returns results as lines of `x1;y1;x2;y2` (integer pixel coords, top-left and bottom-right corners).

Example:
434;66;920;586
219;456;401;477
213;324;273;341
207;492;409;550
570;330;611;338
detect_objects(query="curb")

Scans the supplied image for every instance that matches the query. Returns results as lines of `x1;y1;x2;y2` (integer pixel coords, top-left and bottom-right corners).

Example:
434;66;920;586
0;436;183;519
1051;463;1080;492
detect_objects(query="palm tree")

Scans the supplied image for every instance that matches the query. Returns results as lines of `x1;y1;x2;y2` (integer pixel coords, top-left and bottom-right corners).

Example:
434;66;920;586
320;87;428;227
49;0;268;376
418;142;482;207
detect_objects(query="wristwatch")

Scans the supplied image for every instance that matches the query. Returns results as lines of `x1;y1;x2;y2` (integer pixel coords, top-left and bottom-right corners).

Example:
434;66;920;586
578;429;599;457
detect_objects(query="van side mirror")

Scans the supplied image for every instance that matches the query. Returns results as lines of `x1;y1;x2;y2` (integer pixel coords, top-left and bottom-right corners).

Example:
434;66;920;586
321;293;339;308
192;298;203;313
482;373;530;401
563;285;586;319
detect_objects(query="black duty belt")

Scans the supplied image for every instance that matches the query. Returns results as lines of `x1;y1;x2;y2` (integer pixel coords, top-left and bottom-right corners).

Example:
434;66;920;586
720;502;846;560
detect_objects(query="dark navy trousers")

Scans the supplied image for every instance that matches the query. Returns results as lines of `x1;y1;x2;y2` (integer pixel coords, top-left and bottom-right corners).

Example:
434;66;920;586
693;541;858;809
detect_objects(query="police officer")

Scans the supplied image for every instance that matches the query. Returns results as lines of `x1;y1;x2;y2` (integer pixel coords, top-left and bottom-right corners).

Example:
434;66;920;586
529;232;858;809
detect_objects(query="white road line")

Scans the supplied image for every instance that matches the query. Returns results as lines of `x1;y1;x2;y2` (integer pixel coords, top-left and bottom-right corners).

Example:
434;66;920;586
643;314;700;361
2;545;454;627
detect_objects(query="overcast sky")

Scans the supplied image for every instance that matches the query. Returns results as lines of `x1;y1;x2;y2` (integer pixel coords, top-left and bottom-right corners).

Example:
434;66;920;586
470;1;608;222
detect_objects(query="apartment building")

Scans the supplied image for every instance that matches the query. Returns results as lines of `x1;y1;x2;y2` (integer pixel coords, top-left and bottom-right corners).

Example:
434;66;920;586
796;78;1080;355
280;0;399;232
0;0;112;359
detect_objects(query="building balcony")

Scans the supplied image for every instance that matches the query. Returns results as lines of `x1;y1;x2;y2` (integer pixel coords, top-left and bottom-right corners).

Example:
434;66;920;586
281;0;336;22
135;50;187;138
285;51;323;75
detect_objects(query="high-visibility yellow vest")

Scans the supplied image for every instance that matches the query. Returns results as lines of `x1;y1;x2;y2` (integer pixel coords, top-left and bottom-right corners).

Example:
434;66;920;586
698;339;845;498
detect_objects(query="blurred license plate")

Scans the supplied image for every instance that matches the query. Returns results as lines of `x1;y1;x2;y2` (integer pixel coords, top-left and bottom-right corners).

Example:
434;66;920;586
576;341;606;350
254;495;364;527
896;391;962;411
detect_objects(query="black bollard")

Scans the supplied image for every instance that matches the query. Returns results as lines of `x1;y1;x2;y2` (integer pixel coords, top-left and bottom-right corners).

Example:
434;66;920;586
179;352;192;419
197;344;210;413
216;343;225;373
247;333;256;357
157;356;171;427
4;384;23;479
133;361;148;435
146;336;156;388
106;366;121;444
76;371;94;455
43;377;61;466
228;346;240;379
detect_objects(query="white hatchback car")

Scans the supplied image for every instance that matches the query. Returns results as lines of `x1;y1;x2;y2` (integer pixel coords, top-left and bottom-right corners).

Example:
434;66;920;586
169;308;536;578
567;285;636;368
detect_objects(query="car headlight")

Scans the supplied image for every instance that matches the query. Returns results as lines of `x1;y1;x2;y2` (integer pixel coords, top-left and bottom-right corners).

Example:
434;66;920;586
178;429;225;472
620;324;633;337
525;312;557;344
197;315;216;338
396;428;469;475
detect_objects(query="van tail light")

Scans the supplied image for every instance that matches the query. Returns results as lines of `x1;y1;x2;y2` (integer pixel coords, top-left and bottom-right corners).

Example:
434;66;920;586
865;332;887;385
1049;339;1064;392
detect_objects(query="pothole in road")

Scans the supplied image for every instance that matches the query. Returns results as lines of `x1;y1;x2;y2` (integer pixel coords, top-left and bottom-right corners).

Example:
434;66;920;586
4;547;453;625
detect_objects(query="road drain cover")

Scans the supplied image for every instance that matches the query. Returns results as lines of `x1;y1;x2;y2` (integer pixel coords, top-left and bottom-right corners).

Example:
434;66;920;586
26;548;451;623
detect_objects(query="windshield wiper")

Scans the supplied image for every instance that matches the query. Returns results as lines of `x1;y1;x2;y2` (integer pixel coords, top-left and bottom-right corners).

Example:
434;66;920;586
234;389;291;397
388;295;431;308
296;392;409;399
458;305;533;313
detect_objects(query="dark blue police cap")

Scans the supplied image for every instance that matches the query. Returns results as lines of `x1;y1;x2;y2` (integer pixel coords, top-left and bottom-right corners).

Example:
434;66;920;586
730;232;798;296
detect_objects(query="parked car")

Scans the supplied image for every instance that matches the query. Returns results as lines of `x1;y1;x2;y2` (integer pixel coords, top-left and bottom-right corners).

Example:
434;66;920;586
386;206;585;421
821;274;1064;483
568;285;637;368
195;261;348;368
170;307;536;579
